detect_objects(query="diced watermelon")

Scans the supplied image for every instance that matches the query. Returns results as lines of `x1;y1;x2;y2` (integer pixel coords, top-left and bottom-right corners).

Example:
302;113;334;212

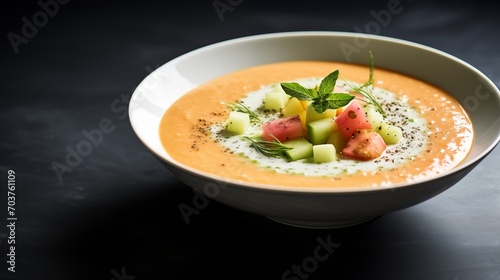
262;115;304;142
342;129;386;160
335;101;372;139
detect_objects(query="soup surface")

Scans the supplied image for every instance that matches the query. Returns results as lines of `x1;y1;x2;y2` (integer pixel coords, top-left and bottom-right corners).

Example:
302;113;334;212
159;61;473;188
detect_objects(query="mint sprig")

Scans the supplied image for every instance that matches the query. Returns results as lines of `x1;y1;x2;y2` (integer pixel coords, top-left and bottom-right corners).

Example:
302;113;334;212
280;70;354;114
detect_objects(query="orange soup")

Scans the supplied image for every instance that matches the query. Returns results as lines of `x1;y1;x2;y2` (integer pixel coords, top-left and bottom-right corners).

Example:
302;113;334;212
159;61;473;188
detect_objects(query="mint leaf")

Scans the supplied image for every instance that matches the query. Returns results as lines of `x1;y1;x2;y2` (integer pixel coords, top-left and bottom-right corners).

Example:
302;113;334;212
277;52;383;116
312;99;330;114
317;93;354;112
324;93;354;102
280;82;317;100
318;70;339;96
328;98;353;109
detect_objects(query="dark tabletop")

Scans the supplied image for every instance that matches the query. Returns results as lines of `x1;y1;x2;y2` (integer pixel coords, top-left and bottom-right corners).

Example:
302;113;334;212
1;0;499;279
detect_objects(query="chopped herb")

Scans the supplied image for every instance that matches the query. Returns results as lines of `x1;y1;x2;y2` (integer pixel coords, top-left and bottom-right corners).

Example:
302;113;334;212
343;51;386;117
280;51;385;116
280;70;354;114
227;101;262;123
243;135;292;157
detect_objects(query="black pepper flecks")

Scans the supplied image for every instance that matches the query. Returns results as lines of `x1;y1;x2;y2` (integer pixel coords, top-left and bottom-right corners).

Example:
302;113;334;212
189;116;217;151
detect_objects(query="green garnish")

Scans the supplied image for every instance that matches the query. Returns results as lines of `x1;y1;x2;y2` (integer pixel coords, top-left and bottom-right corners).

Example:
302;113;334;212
280;51;386;117
227;101;262;123
280;70;354;114
243;135;292;157
344;51;386;117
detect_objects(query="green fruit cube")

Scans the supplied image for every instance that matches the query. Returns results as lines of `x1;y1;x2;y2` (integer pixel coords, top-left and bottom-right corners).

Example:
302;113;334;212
307;117;335;145
226;111;250;134
380;124;403;144
365;107;385;132
326;126;348;152
283;137;313;161
264;90;288;111
313;144;337;163
305;104;336;123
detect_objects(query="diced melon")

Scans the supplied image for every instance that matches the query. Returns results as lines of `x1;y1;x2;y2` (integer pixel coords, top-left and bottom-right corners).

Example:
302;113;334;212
282;97;305;117
335;101;372;139
364;106;403;144
313;144;337;163
226;111;250;134
298;110;307;129
379;124;403;144
281;89;291;103
283;137;313;161
342;129;386;160
282;98;307;128
300;100;309;109
262;115;304;142
365;107;385;133
326;122;348;151
307;117;335;145
305;104;336;123
264;90;288;111
274;84;292;103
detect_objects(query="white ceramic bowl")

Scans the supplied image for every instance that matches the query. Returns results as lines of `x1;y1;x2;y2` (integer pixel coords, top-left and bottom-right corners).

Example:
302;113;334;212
129;31;500;228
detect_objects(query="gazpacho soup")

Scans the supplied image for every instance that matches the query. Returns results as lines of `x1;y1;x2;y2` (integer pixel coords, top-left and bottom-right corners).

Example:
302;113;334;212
159;56;473;188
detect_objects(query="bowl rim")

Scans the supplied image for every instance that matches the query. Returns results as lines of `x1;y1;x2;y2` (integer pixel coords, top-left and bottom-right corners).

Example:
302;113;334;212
129;30;500;194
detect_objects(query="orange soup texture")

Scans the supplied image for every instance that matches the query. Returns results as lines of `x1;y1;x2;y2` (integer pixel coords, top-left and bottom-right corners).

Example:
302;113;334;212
159;61;473;188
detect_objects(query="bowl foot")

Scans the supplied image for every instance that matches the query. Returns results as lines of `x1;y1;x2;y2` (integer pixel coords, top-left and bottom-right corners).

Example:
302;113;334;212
266;216;379;229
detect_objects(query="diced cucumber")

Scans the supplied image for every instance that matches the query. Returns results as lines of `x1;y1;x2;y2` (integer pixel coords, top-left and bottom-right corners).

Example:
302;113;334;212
307;117;335;145
326;126;348;152
379;124;403;144
313;144;337;163
226;111;250;134
365;106;385;133
305;104;336;123
283;137;313;161
264;90;288;111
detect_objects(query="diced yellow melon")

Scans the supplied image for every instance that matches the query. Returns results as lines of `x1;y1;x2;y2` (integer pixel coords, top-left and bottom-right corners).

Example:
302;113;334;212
226;111;250;134
299;100;309;110
282;97;304;117
313;144;337;163
282;97;307;128
298;110;307;128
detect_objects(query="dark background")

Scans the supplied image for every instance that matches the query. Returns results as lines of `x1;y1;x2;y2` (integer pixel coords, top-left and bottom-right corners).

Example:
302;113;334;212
1;0;499;279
